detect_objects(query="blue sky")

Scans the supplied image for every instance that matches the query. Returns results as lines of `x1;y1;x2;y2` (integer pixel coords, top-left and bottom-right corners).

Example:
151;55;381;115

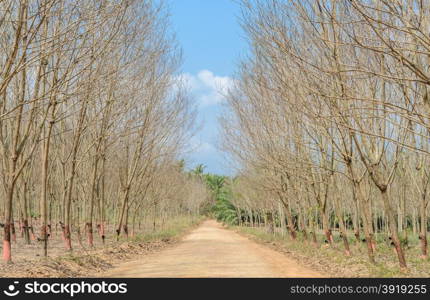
168;0;246;175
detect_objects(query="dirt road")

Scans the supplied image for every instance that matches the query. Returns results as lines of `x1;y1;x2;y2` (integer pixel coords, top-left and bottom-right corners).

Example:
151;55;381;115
102;220;323;278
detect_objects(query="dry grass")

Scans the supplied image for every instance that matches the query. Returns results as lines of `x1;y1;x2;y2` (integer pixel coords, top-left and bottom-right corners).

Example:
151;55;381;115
0;216;203;278
236;226;430;278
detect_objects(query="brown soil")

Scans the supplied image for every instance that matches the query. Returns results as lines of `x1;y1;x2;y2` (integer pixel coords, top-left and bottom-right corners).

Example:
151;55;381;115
101;220;323;278
0;240;177;278
0;225;123;264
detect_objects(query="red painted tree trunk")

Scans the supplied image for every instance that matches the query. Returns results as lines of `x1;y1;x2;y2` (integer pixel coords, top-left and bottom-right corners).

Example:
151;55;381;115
30;226;36;241
63;225;72;251
3;224;11;263
3;182;15;263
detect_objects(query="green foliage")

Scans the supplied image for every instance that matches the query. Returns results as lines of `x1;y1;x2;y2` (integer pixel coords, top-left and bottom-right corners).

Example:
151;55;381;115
213;189;238;225
196;171;239;225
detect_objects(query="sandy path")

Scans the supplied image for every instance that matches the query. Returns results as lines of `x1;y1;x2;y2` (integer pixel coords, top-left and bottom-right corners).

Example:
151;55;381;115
102;220;323;278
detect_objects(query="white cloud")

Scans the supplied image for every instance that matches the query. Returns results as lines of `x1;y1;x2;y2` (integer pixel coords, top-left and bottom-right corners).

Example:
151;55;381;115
197;70;233;94
179;70;233;158
179;70;234;107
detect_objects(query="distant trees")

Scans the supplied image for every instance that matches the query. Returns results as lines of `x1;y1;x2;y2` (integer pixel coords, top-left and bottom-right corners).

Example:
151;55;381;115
221;0;430;269
197;170;237;225
0;0;206;263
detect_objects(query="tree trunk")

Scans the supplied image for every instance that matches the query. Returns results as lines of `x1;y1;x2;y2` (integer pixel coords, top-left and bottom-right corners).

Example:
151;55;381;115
333;194;351;256
86;168;97;247
381;189;407;269
353;180;376;263
116;189;130;241
353;200;361;243
278;194;297;240
420;193;428;259
321;208;333;244
11;219;16;243
3;184;15;263
40;121;53;257
123;207;129;239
